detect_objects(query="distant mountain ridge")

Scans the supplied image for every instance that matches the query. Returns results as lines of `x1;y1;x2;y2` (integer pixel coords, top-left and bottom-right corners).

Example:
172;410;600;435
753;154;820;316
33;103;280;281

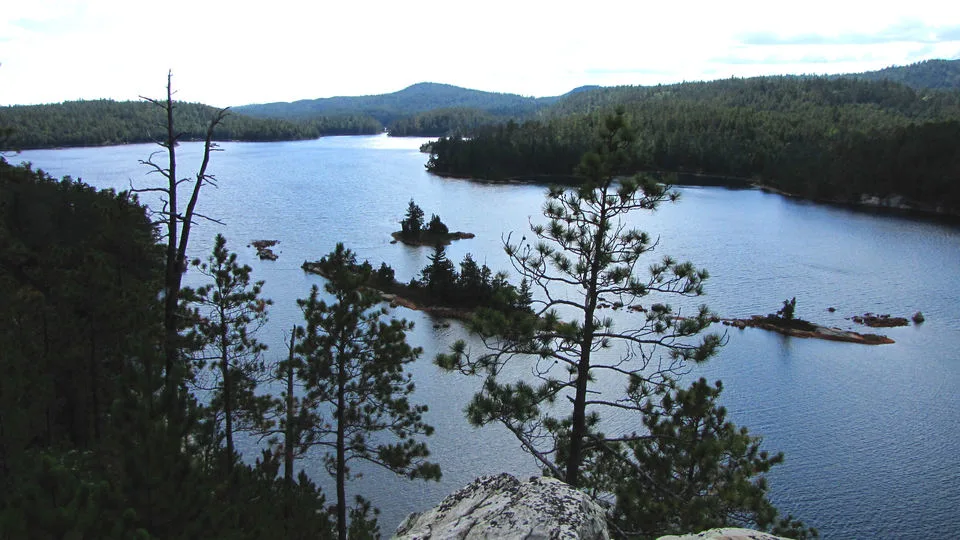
834;58;960;90
234;82;561;125
233;60;960;127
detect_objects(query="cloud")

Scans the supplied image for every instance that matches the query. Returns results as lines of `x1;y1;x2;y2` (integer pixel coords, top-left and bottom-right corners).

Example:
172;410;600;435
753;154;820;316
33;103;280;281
583;67;675;76
740;20;960;46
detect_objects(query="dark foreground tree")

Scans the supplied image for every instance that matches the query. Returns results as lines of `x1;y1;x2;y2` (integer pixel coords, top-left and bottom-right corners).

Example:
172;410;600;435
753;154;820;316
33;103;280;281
605;378;816;538
298;243;441;540
0;158;336;539
135;71;228;398
184;233;273;475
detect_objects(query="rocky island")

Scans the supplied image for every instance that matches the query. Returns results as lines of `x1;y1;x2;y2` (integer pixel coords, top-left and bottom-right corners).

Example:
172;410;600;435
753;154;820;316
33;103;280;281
721;315;895;345
249;239;279;260
392;199;474;246
719;298;895;345
302;244;533;325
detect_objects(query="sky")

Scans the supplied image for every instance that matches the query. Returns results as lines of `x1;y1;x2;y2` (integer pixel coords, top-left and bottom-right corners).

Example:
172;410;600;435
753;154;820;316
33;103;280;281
2;0;960;107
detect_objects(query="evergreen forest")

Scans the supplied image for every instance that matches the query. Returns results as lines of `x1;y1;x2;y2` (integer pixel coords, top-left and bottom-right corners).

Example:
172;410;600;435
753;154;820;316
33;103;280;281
0;100;381;150
425;76;960;214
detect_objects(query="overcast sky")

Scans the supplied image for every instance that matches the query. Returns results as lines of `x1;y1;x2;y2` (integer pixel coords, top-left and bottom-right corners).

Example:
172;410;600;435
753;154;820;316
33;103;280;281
2;0;959;107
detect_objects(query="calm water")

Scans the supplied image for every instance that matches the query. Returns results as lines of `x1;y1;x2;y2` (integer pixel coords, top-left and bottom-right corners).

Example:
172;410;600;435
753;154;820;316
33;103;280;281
15;135;960;538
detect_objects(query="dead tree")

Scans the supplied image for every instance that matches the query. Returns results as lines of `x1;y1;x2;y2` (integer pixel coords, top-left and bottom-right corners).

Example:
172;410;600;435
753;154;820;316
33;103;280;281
134;71;229;396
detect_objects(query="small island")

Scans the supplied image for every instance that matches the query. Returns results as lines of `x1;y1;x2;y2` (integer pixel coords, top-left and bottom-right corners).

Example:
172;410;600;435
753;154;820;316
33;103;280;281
303;244;532;324
720;298;895;345
391;199;475;246
250;240;279;260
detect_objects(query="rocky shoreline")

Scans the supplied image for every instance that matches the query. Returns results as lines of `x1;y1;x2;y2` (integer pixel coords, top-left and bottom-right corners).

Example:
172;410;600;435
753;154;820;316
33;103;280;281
390;230;475;246
720;315;895;345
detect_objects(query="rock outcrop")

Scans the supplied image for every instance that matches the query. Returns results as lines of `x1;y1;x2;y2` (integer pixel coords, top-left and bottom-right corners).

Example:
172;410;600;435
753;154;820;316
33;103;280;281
658;528;792;540
721;315;894;344
393;473;609;540
250;240;279;260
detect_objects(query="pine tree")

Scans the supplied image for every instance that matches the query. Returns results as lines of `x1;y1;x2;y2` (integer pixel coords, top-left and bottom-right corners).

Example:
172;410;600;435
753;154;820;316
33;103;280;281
437;111;812;537
420;243;458;301
606;378;816;538
183;234;273;474
438;111;719;486
400;199;425;239
297;243;441;540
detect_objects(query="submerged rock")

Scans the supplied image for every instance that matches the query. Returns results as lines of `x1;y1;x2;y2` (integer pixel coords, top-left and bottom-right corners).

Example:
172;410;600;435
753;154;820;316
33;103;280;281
852;313;909;328
394;473;609;539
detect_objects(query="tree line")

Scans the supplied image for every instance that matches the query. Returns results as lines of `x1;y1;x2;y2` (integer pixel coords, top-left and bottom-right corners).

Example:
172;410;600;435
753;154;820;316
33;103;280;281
425;76;960;214
235;82;555;126
1;89;816;539
0;99;381;150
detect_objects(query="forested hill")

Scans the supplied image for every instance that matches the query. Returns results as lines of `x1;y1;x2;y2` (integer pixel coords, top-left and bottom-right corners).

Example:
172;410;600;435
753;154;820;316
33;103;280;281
0;99;381;150
234;82;559;125
835;58;960;90
425;76;960;215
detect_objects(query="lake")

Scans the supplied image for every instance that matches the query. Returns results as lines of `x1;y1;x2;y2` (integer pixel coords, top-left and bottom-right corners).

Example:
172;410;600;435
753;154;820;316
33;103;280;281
14;134;960;539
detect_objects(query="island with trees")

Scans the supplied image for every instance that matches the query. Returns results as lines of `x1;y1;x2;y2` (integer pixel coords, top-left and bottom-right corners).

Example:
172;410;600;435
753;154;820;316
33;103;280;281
391;199;475;246
303;243;533;324
719;298;896;345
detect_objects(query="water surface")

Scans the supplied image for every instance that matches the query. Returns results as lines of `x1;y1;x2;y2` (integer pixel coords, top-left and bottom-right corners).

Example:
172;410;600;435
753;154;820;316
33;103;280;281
15;135;960;538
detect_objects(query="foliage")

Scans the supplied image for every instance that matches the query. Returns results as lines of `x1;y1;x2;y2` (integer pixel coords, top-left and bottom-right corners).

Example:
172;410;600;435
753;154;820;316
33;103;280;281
400;199;425;238
296;243;441;539
0;157;162;457
426;76;960;213
388;106;498;137
182;233;274;474
0;99;381;150
420;244;458;299
0;157;336;539
427;214;449;235
777;297;797;321
236;82;555;126
605;378;817;539
841;58;960;90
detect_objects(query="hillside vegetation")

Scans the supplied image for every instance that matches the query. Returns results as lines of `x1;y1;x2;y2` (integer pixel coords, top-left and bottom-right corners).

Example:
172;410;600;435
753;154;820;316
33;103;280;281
425;76;960;214
835;58;960;90
0;100;380;150
234;82;558;127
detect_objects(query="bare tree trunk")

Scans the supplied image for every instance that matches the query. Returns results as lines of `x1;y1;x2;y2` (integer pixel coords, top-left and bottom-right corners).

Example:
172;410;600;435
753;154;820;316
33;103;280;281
285;326;296;485
565;187;609;487
221;312;233;475
336;353;347;540
161;70;179;394
139;71;228;403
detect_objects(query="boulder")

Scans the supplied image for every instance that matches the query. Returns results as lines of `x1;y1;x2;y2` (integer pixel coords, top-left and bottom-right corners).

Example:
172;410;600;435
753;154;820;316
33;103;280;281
393;473;609;540
658;528;793;540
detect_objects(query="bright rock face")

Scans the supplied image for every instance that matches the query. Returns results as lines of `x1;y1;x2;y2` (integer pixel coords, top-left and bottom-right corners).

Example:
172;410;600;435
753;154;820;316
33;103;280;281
393;473;610;540
657;528;793;540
